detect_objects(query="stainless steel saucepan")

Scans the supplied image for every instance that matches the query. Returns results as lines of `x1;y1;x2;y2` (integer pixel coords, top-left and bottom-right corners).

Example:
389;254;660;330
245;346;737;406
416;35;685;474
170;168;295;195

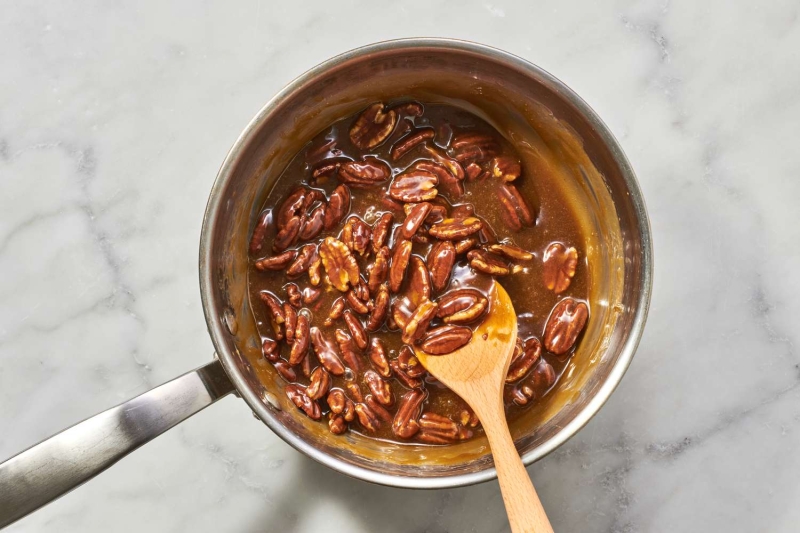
0;38;652;528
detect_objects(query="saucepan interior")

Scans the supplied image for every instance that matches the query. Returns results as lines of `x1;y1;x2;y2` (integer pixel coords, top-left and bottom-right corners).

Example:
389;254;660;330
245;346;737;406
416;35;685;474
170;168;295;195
199;39;652;488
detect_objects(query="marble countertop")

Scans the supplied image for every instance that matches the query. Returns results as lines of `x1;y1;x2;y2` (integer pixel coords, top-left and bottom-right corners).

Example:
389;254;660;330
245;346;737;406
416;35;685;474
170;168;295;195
2;1;799;531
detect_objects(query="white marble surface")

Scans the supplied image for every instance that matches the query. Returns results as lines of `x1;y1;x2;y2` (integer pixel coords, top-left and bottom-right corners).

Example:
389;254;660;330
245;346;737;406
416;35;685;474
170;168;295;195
2;1;799;531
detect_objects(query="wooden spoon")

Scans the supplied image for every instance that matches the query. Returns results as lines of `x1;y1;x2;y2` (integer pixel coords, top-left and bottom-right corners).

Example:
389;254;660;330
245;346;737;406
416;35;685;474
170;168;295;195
414;282;554;533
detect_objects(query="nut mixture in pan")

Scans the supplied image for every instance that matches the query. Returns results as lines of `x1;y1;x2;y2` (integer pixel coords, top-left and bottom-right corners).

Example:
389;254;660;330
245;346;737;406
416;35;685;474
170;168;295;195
248;101;589;445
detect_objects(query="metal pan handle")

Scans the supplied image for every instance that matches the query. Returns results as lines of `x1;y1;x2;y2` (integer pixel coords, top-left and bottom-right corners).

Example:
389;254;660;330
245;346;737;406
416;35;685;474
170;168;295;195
0;358;235;528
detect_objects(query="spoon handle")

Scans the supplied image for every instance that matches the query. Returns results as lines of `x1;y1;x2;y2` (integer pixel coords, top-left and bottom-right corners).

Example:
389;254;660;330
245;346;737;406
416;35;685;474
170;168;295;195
479;404;554;533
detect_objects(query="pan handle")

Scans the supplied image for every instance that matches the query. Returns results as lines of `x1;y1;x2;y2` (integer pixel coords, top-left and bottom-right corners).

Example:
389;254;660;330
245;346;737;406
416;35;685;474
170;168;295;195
0;358;235;528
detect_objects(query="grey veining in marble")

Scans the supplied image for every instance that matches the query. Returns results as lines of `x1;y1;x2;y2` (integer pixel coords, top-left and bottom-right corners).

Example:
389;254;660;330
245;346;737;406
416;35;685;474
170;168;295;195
2;0;800;531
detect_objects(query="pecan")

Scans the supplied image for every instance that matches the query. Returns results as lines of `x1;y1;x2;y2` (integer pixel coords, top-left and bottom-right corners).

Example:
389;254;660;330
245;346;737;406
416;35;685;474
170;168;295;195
467;249;511;275
288;313;310;365
324;184;351;230
401;299;438;344
425;201;448;224
249;210;271;256
302;286;322;305
543;242;578;294
254;249;297;271
306;367;331;400
338;158;392;188
274;360;297;382
506;337;542;383
324;297;345;327
429;217;483;240
397;345;426;378
285;283;302;308
259;291;285;340
353;276;370;302
419;325;472;355
355;403;381;432
411;232;430;245
498;183;535;230
458;408;480;428
392;389;426;438
371;213;394;252
343;310;368;350
308;255;322;286
310;327;345;376
366;284;390;331
389;239;413;293
285;384;321;420
489;243;534;261
335;329;362;372
367;246;390;293
454;237;478;254
341;216;372;256
272;215;301;252
346;382;364;403
450;131;499;164
392;101;424;117
284;244;313;278
436;288;489;324
300;351;313;377
349;103;397;150
345;289;370;315
511;361;557;405
311;158;346;183
390;297;414;331
327;388;355;421
390;359;423;389
489;155;521;182
415;160;463;199
401;202;432;239
417;412;459;443
277;188;308;229
390;128;435;160
388;168;438;203
368;337;391;377
464;162;483;181
283;303;297;344
364;370;394;406
299;204;326;241
428;241;456;293
406;256;432;308
319;236;360;292
262;338;280;362
544;298;589;355
423;146;465;181
365;395;393;422
328;414;347;434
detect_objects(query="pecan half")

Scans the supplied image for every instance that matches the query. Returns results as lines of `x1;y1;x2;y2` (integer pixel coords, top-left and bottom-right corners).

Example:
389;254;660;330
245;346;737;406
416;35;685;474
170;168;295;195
285;384;321;420
464;162;483;181
324;297;345;327
401;299;438;344
366;245;390;293
277;187;308;229
355;403;381;432
489;243;534;261
306;367;331;400
406;256;432;308
393;101;424;117
288;313;310;365
389;238;413;293
543;298;589;355
428;241;456;293
338;158;392;188
401;202;432;239
324;184;351;230
328;414;347;434
343;310;368;350
417;412;459;443
388;168;438;203
498;183;535;230
366;284;390;331
274;360;297;382
259;291;285;340
543;242;578;294
454;237;478;255
390;128;435;160
310;327;345;376
262;338;280;362
319;236;360;292
419;325;472;355
390;297;414;331
371;212;394;253
390;359;424;389
392;389;426;438
450;131;500;164
397;345;426;378
286;283;303;309
506;337;542;383
249;210;271;256
327;388;355;420
283;303;297;343
335;329;362;372
302;286;321;305
436;288;489;324
365;395;392;422
350;103;397;150
467;249;511;276
255;249;297;271
299;204;326;241
429;217;483;240
308;254;322;286
273;215;301;252
489;155;521;182
416;160;463;199
364;370;393;406
345;289;370;315
368;337;391;378
341;216;372;256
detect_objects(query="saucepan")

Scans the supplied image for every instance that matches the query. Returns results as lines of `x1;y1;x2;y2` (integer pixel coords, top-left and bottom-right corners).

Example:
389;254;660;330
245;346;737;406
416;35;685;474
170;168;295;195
0;38;652;528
